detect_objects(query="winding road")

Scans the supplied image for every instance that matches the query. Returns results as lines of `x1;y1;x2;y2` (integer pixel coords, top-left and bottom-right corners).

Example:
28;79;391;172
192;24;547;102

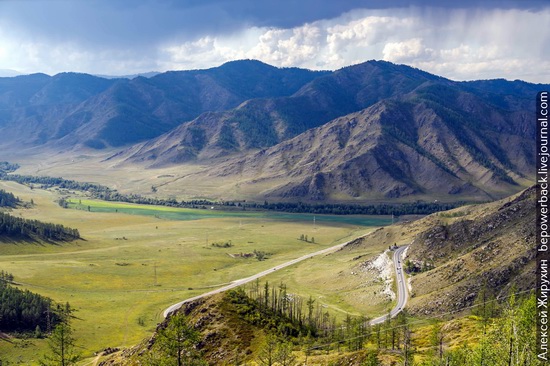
163;239;409;322
370;245;409;325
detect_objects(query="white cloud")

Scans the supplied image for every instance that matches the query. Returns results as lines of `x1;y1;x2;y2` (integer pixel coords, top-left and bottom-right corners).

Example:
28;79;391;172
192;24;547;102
382;38;435;63
327;15;414;51
243;24;325;67
1;6;549;83
159;7;550;82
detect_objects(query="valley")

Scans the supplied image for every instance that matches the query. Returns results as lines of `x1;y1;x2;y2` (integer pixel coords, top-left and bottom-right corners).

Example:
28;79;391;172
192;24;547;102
0;58;541;365
0;180;392;364
0;175;538;365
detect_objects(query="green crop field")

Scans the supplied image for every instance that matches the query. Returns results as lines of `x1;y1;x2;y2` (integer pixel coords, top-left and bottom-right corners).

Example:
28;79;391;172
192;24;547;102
0;181;393;365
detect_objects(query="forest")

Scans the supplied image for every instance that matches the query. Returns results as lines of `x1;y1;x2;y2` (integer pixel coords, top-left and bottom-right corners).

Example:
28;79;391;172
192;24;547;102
0;212;80;241
0;271;63;333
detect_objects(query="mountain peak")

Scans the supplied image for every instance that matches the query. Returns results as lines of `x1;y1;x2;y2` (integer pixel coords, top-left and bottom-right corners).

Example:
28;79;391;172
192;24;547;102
0;59;542;204
219;59;276;69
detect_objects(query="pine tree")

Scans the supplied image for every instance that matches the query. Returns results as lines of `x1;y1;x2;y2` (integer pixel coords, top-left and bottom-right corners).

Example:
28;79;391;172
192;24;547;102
257;335;279;366
363;351;381;366
275;341;297;366
39;321;80;366
154;312;203;366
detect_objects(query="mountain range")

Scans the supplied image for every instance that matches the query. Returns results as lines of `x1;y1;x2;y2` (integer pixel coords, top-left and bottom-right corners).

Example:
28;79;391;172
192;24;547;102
0;60;327;149
0;59;542;202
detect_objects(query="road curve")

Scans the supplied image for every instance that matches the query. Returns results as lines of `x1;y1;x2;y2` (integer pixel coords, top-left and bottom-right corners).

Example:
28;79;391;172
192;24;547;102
163;240;409;321
370;245;409;325
163;239;352;317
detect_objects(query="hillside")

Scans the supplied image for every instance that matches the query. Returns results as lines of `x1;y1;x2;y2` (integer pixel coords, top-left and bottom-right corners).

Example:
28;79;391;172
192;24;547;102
98;187;537;365
116;61;540;168
116;60;442;164
341;186;535;316
0;60;327;150
405;186;535;315
142;84;534;202
107;61;537;203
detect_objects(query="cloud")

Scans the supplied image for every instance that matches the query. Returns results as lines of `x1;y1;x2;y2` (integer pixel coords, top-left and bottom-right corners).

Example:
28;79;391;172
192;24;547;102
158;7;550;82
248;25;324;66
383;38;435;63
378;8;550;81
0;2;549;83
0;0;375;48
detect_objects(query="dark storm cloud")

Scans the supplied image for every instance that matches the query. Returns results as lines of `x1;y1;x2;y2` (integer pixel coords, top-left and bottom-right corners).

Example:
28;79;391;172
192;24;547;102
0;0;372;47
1;0;547;48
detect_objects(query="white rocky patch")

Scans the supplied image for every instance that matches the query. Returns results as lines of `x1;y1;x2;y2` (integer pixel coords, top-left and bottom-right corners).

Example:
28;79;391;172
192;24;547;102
362;250;395;301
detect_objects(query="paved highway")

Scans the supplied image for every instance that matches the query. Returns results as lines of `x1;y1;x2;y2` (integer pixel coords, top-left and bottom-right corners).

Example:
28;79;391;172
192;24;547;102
370;245;409;325
163;239;353;317
163;241;409;321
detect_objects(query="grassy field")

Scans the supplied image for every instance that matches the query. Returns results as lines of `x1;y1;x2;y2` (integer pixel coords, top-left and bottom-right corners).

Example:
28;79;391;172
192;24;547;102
66;198;392;227
255;243;395;320
0;181;392;365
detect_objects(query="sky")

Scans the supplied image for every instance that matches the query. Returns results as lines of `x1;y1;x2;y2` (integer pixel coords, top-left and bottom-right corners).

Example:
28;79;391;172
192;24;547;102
0;0;549;83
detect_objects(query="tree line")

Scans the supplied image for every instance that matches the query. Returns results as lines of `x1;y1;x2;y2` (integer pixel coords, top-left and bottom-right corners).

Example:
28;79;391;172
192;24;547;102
233;281;377;350
0;169;463;216
0;172;117;196
204;282;407;365
0;161;20;174
252;200;462;215
0;271;79;366
0;212;80;241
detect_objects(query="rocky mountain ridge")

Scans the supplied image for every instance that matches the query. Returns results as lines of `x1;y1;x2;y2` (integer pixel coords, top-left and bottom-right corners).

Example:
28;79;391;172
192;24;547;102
0;60;327;149
1;59;542;202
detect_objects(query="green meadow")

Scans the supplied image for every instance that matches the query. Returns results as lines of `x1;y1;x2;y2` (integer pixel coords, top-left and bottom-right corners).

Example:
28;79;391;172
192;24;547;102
0;182;391;364
67;198;390;226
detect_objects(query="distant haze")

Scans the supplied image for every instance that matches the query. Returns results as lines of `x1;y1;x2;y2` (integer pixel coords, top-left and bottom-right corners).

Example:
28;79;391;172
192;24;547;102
0;69;22;77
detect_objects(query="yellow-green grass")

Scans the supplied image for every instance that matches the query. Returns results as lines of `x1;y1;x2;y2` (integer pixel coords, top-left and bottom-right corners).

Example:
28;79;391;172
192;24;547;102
256;241;395;322
0;182;389;364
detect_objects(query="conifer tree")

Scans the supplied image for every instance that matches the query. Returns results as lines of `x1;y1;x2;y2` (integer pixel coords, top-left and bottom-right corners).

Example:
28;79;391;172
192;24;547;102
39;314;80;366
155;312;204;366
